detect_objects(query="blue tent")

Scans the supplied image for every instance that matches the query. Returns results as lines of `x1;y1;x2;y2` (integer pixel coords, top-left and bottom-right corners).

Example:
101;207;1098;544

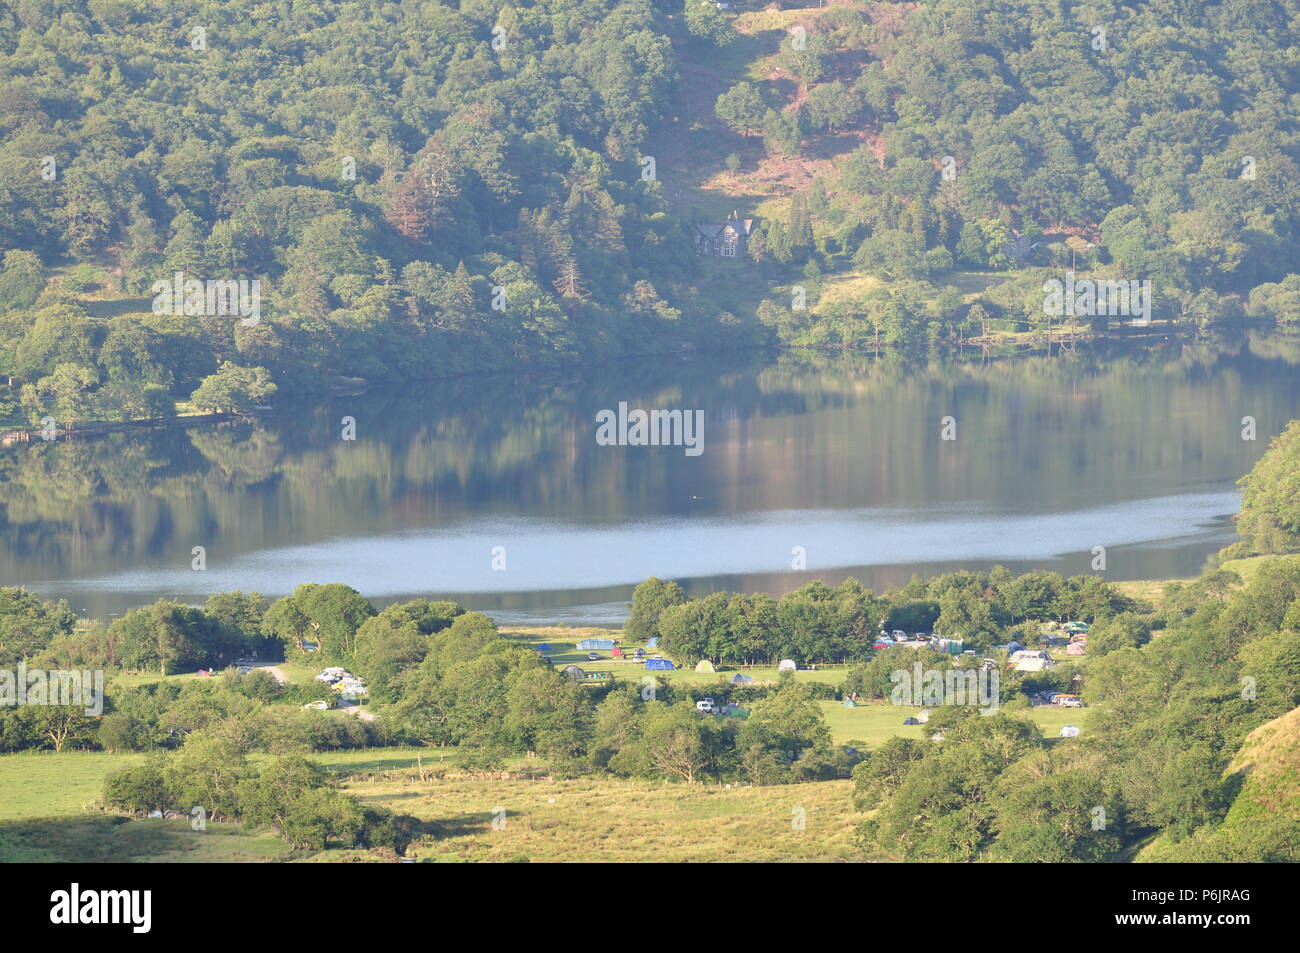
645;659;675;670
646;637;659;648
577;637;616;651
537;643;551;651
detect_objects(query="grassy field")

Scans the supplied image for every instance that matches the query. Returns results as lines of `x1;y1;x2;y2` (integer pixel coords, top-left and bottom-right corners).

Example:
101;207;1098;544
350;774;858;863
818;700;1090;746
500;625;850;686
0;770;861;863
0;815;301;863
0;747;445;823
0;692;1089;862
0;751;147;820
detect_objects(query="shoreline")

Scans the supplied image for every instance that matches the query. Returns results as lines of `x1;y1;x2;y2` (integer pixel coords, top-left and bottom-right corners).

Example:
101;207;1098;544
0;321;1245;446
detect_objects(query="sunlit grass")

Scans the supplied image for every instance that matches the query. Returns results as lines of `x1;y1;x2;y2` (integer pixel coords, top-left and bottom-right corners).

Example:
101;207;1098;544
349;774;858;863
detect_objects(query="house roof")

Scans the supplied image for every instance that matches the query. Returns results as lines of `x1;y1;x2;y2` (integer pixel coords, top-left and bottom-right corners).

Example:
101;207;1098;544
696;213;755;238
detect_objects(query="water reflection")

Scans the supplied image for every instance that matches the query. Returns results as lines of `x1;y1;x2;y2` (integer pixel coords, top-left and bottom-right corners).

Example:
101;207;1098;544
2;332;1297;620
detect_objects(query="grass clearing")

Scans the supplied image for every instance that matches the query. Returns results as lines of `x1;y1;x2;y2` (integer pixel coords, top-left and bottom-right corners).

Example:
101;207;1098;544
500;625;852;687
0;815;300;863
0;751;144;820
349;774;857;862
819;700;1091;746
813;270;885;314
0;747;452;824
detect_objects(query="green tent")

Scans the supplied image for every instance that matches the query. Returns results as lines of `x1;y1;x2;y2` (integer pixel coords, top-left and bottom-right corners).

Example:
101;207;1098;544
842;697;859;707
695;659;716;673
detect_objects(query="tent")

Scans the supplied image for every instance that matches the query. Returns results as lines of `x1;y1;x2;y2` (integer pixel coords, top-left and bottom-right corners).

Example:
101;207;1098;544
645;658;675;670
1065;643;1086;656
646;637;659;648
730;673;753;685
1059;725;1081;738
611;647;622;658
902;717;920;725
562;665;585;679
537;643;551;651
777;659;797;672
841;697;859;708
694;659;716;673
1011;650;1055;672
577;638;615;651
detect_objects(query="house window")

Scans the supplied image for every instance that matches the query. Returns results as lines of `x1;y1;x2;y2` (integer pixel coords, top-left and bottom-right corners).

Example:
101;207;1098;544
720;238;737;257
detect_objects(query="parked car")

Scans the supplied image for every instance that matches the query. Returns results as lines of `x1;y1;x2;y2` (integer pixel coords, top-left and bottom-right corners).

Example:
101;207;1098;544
1059;696;1085;708
891;630;907;639
586;651;601;661
696;698;718;714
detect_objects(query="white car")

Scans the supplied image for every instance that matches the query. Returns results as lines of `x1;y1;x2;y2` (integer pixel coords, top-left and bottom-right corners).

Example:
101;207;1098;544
696;698;717;714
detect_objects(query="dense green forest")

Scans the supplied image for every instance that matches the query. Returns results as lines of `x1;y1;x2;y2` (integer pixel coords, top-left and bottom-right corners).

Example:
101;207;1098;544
1;0;1299;426
0;0;718;426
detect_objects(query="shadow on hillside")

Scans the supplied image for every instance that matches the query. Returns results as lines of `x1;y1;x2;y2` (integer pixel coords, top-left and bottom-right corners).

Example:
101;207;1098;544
81;297;152;318
425;809;509;839
0;815;174;862
805;130;865;160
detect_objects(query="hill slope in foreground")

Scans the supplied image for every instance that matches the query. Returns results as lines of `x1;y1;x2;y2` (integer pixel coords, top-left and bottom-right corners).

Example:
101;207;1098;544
1139;705;1300;862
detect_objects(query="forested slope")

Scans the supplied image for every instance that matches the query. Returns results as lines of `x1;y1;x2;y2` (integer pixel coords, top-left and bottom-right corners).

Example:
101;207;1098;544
1;0;1298;425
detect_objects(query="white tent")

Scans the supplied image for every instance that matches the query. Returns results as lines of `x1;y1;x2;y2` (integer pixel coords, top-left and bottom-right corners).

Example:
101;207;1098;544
777;659;797;672
1059;725;1081;738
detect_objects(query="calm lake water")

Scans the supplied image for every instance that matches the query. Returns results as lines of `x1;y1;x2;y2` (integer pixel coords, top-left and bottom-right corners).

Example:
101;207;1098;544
4;333;1299;623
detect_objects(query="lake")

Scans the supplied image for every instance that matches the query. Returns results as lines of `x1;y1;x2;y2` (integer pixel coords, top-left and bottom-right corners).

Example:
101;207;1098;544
3;332;1299;623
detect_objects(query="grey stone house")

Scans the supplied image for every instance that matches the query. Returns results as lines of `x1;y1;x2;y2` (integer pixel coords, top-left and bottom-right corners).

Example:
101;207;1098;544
694;212;755;258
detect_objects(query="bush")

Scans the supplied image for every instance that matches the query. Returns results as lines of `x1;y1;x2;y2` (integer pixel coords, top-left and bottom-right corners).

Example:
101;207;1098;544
102;759;169;814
